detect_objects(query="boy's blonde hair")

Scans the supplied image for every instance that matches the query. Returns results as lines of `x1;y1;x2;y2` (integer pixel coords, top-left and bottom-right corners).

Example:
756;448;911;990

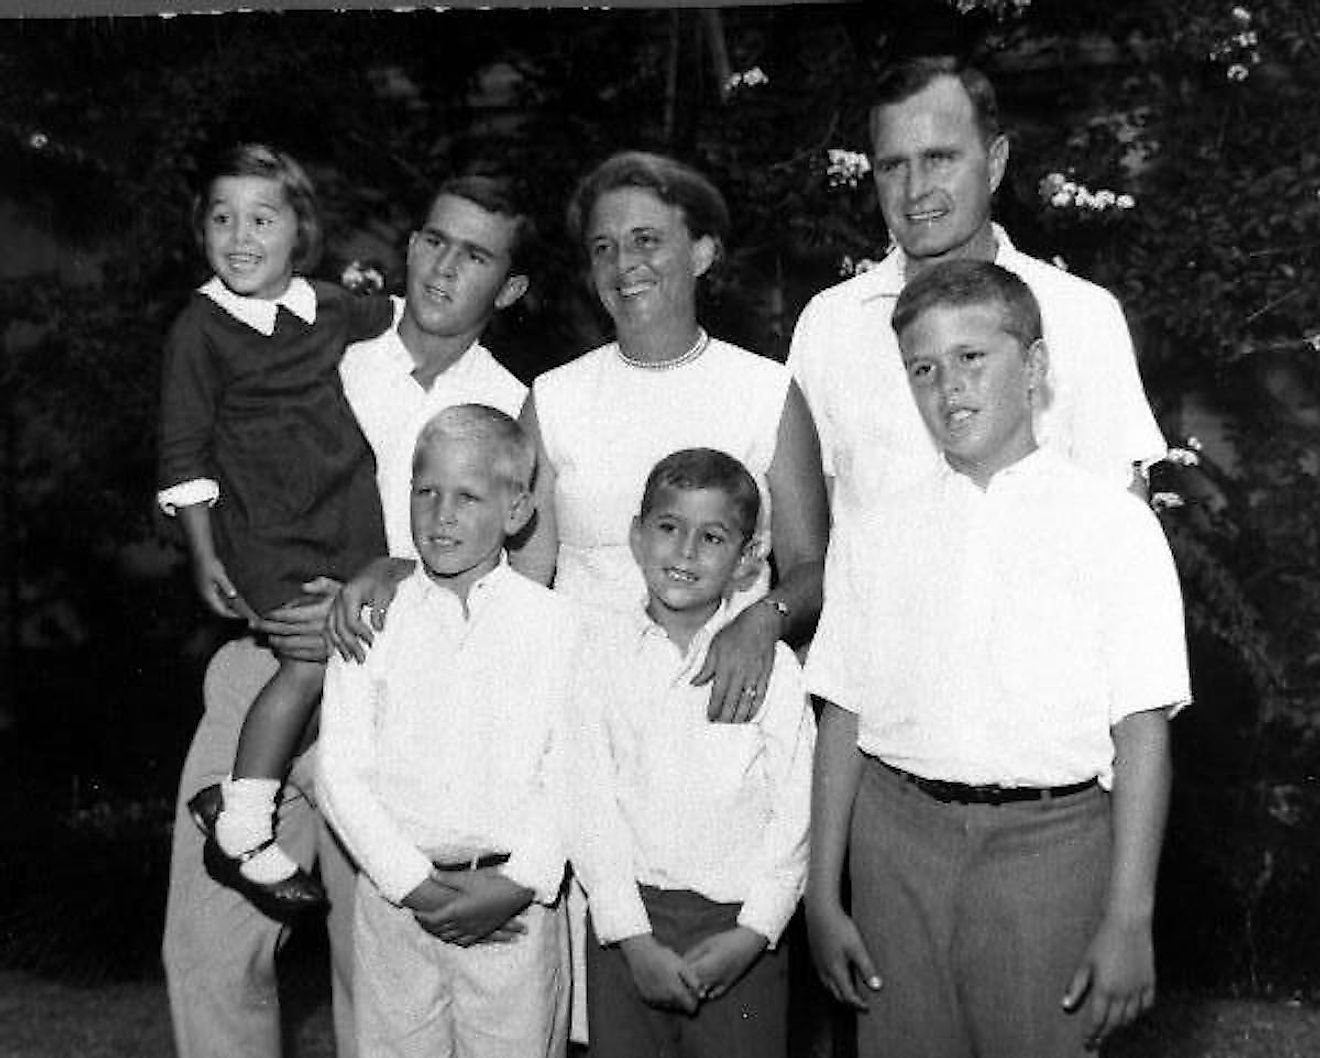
413;404;535;494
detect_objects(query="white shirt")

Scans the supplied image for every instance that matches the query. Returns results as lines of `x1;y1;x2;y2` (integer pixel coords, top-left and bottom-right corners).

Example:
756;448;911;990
533;338;789;615
572;605;815;946
339;296;528;557
806;450;1190;789
318;563;581;905
788;227;1168;598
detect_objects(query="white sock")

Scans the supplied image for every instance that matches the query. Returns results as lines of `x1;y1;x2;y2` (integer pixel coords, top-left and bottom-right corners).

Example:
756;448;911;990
215;777;299;884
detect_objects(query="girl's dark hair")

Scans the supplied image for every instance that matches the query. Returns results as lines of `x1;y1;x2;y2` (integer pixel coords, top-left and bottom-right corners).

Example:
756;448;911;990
565;151;730;264
193;143;323;273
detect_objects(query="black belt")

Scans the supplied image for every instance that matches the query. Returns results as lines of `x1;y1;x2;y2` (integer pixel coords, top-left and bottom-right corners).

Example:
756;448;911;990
881;761;1097;806
432;852;510;872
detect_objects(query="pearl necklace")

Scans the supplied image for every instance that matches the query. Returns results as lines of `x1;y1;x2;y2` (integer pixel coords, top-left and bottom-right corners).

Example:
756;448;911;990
616;328;710;371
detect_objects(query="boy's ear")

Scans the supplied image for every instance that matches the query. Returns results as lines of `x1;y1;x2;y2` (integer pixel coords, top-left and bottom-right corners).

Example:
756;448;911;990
504;489;534;537
628;515;645;565
494;272;529;311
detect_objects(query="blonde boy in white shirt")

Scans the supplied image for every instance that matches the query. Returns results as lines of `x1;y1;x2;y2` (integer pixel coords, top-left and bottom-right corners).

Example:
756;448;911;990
318;404;578;1058
805;260;1190;1058
572;447;815;1058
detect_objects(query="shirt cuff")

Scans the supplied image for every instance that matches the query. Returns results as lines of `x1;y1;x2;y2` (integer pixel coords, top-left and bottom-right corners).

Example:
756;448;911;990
157;478;219;515
584;881;652;946
502;848;567;906
736;887;799;948
369;846;435;907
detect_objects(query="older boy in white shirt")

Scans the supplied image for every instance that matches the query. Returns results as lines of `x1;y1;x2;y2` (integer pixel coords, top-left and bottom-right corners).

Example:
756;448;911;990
805;261;1190;1058
318;404;578;1058
573;448;816;1058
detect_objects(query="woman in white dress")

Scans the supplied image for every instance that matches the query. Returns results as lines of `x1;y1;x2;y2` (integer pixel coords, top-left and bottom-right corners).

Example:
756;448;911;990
518;150;828;720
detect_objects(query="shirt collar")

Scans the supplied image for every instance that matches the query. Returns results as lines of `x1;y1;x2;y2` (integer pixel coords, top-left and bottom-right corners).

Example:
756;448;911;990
200;275;317;336
868;223;1017;302
631;598;738;678
935;442;1048;495
382;302;491;387
410;555;513;616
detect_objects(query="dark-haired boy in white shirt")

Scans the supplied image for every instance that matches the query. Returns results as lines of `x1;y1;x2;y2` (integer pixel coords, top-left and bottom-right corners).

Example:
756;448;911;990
572;447;815;1058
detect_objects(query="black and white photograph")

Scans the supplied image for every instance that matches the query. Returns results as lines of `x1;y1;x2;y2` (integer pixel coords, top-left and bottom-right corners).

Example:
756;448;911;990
2;1;1319;1056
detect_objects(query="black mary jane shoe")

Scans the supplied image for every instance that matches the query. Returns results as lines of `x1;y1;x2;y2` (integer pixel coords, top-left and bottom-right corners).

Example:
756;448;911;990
187;783;225;836
202;834;328;922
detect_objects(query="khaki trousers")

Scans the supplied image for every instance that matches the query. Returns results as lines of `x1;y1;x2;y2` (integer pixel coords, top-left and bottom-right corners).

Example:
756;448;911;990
162;637;358;1058
353;880;569;1058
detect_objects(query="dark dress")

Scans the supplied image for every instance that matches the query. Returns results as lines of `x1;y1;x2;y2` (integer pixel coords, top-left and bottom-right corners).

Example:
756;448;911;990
158;281;393;614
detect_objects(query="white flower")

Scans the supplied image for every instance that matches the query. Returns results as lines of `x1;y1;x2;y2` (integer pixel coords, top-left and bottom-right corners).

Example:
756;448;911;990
1096;189;1117;208
1186;436;1204;451
341;260;385;294
1231;6;1252;24
826;148;872;188
28;132;48;150
725;66;769;93
1164;446;1202;467
1151;492;1186;511
1050;191;1072;208
1117;193;1136;210
839;255;880;277
1227;63;1249;82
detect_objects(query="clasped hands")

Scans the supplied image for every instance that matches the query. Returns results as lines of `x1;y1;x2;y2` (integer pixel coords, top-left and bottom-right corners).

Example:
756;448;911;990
402;869;533;948
619;927;767;1015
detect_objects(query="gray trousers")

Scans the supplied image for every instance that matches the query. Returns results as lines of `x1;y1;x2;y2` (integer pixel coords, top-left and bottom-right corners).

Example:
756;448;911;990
162;637;358;1058
851;757;1111;1058
586;887;789;1058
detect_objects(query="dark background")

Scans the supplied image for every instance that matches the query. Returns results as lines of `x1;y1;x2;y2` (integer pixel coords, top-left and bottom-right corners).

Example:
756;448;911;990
2;0;1319;1000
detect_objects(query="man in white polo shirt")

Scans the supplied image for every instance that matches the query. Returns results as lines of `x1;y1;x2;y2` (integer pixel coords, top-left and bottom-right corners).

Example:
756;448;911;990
788;55;1166;593
162;174;532;1058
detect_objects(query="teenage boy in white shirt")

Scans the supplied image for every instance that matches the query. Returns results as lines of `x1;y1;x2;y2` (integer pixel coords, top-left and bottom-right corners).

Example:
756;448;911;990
339;175;529;558
318;404;579;1058
805;260;1190;1058
572;447;815;1058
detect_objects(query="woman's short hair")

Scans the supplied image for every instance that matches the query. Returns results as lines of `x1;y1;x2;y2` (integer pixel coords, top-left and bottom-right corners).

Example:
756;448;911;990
413;403;536;494
566;151;730;261
193;143;323;273
639;447;761;543
891;259;1043;350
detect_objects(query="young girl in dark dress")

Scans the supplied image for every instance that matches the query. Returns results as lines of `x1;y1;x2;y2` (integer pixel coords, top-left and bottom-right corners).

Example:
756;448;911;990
158;144;392;908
